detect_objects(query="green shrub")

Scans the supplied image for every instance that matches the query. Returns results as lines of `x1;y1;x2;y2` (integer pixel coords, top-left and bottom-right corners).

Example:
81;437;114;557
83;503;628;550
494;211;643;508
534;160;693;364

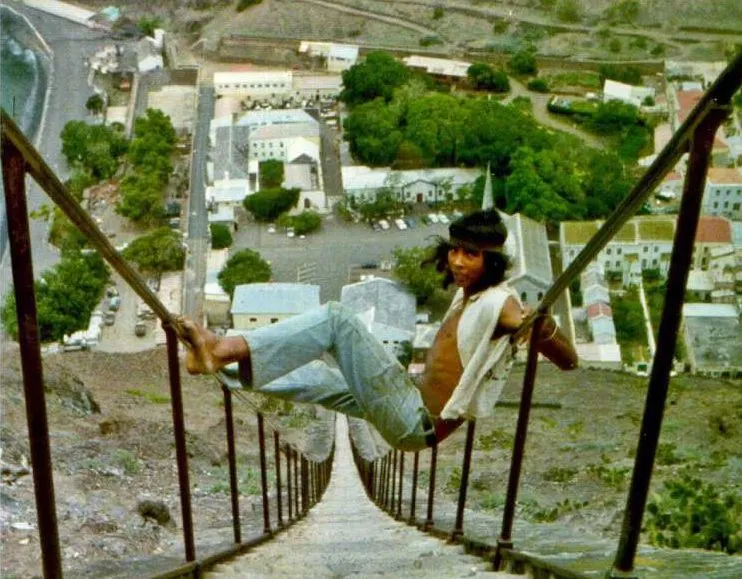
210;223;233;249
543;466;578;482
508;48;538;75
609;38;622;53
655;442;683;466
432;6;444;19
492;19;509;34
644;474;742;554
445;466;462;493
419;35;443;47
112;449;141;475
527;78;549;93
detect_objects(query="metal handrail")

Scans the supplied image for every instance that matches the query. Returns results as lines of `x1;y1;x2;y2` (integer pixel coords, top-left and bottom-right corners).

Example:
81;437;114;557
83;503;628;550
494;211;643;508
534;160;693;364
1;108;335;579
353;50;742;579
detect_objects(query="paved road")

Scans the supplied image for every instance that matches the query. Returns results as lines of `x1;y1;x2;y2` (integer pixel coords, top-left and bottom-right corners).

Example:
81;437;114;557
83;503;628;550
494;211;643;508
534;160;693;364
0;3;110;302
184;83;214;319
233;214;450;303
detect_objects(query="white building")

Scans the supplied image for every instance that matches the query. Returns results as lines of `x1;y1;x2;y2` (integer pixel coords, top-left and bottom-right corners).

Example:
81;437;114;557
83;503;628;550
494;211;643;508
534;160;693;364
248;123;321;161
341;166;480;204
702;168;742;220
207;180;251;210
214;70;293;99
561;216;677;285
299;41;359;72
231;283;320;330
204;249;231;327
602;79;655;108
402;55;471;80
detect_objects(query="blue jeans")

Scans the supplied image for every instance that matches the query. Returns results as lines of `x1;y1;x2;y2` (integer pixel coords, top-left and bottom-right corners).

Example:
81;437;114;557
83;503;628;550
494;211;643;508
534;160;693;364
219;302;433;451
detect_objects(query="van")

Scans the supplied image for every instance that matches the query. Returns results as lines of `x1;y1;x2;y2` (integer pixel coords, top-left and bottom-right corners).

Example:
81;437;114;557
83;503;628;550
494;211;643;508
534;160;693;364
109;296;121;311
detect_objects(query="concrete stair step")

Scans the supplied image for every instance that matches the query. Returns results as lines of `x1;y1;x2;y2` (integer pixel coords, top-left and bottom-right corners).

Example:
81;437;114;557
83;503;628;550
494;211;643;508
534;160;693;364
204;416;518;578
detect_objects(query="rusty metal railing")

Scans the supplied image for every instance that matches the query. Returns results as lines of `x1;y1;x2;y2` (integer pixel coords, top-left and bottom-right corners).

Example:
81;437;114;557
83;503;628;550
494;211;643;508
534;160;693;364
0;109;334;579
350;52;742;579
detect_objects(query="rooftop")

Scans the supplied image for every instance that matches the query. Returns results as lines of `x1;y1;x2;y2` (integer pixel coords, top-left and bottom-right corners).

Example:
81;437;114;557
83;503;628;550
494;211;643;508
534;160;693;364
402;55;471;78
695;216;732;244
250;122;320;141
505;213;552;286
231;283;320;315
237;109;317;128
587;303;613;318
562;216;677;245
213;125;250;181
706;167;742;185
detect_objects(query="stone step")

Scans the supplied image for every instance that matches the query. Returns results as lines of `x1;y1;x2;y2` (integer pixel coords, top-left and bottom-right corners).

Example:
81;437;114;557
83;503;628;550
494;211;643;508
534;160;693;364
204;416;518;578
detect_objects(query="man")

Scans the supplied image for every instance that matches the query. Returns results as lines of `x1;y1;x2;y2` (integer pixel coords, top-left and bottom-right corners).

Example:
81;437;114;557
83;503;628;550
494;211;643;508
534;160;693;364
182;210;577;451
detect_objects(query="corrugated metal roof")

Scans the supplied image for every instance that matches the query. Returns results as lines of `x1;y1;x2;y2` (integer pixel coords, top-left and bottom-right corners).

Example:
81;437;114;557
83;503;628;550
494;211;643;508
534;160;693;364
231;283;320;315
249;122;320;141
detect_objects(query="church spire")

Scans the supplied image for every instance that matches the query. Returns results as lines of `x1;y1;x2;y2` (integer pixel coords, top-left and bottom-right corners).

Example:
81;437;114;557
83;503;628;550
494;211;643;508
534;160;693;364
481;162;494;210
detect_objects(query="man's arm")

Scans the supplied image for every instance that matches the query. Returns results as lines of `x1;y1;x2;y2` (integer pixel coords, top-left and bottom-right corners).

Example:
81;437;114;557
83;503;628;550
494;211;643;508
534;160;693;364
495;296;578;370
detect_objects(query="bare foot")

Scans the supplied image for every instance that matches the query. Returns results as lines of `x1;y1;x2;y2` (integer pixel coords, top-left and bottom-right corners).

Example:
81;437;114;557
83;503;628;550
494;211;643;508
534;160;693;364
179;317;220;375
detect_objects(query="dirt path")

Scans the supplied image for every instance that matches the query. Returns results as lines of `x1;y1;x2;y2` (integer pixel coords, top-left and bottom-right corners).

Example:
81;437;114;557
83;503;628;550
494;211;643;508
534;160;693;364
505;77;608;150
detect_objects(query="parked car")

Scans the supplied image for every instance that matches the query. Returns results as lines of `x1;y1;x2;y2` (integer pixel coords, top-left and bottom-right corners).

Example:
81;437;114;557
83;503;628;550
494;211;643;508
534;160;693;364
135;321;146;337
267;224;276;234
437;213;450;224
378;219;390;230
109;296;121;311
371;221;382;232
427;213;440;224
106;286;119;298
451;210;464;220
104;312;115;326
286;227;296;238
394;218;407;231
404;217;417;229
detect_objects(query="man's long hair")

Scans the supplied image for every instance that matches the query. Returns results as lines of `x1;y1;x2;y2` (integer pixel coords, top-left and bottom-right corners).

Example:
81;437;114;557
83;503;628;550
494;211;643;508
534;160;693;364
424;210;511;292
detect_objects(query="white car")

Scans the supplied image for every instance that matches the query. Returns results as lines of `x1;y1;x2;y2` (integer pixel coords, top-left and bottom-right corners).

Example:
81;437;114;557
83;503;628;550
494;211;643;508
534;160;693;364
427;213;440;224
286;227;296;238
437;213;450;224
267;224;276;234
394;218;407;230
378;219;390;230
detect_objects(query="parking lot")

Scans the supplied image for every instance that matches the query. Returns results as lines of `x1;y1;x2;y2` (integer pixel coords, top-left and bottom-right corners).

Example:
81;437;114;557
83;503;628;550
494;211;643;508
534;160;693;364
232;213;451;302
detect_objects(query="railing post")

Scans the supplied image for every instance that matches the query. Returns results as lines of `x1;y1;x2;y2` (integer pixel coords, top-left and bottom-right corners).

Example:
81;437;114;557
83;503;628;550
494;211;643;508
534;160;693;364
222;386;241;543
610;108;729;578
273;431;283;528
385;452;393;509
424;442;438;531
395;451;405;520
286;444;293;522
2;140;63;578
452;420;476;542
163;324;196;562
495;316;546;568
410;451;419;523
390;449;398;512
293;449;300;516
256;413;271;534
301;456;309;514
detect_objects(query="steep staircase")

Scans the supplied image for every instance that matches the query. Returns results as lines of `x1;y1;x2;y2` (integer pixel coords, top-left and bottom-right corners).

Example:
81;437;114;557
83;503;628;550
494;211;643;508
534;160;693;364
207;416;518;578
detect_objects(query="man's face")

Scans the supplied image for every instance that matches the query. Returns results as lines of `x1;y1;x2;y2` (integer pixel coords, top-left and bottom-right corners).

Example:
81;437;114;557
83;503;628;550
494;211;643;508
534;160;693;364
447;246;485;291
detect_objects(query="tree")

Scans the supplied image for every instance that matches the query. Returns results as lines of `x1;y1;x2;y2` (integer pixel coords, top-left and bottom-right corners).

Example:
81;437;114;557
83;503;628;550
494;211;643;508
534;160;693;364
85;94;104;115
116;172;165;223
609;38;622;53
60;121;128;180
343;98;403;166
467;63;510;92
218;249;272;296
122;227;185;274
613;287;647;344
243;187;301;221
589;100;640;134
2;252;109;343
404;93;466;166
210;223;233;249
290;211;322;235
508;48;538;75
340;51;411;106
556;0;582;22
392;246;443;304
432;6;444;19
236;0;262;12
259;159;284;189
